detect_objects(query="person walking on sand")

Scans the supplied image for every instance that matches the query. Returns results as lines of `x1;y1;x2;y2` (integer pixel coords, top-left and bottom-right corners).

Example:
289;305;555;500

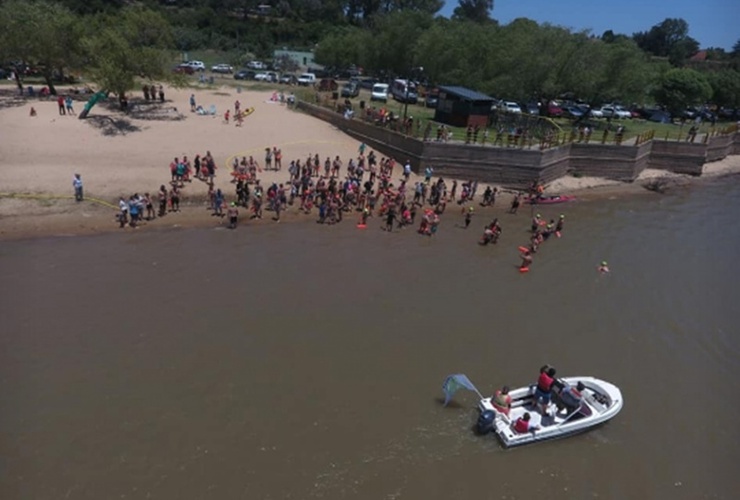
72;174;83;202
65;96;75;115
189;94;196;112
158;185;168;216
57;95;66;116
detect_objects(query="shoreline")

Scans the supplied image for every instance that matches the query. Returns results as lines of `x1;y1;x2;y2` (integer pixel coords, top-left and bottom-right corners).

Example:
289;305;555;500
1;84;739;242
1;168;737;242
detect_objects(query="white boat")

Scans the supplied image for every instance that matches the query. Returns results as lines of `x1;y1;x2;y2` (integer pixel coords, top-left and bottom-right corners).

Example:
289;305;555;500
476;376;623;447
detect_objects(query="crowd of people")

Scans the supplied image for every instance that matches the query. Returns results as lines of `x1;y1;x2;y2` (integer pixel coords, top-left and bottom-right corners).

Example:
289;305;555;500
104;140;576;274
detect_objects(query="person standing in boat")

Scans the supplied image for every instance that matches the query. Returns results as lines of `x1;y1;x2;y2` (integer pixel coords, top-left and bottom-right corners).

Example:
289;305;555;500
492;386;512;416
534;366;557;413
513;412;540;433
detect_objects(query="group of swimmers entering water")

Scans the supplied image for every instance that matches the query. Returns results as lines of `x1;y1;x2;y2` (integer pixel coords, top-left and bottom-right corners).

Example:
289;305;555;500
111;142;601;275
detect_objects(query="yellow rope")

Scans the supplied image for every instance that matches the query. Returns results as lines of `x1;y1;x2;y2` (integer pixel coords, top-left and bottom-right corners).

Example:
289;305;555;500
0;192;118;210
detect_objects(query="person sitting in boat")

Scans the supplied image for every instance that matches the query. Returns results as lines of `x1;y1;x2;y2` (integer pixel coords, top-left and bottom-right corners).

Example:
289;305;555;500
513;412;540;433
534;366;557;413
556;381;586;415
491;385;512;415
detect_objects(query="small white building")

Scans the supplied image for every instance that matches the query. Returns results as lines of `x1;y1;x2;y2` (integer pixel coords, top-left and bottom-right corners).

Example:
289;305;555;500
273;48;315;68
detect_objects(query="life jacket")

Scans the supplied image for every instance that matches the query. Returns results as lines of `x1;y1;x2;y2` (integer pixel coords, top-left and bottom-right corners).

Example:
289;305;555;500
514;418;529;433
537;372;554;392
492;391;511;413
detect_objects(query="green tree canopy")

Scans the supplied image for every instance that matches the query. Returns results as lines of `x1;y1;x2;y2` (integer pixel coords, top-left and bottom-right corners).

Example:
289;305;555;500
709;70;740;109
82;6;175;98
653;68;712;116
452;0;494;24
633;18;699;66
0;0;83;94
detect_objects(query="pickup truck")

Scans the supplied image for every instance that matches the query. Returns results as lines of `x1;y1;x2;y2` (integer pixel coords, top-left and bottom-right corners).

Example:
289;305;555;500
297;73;317;86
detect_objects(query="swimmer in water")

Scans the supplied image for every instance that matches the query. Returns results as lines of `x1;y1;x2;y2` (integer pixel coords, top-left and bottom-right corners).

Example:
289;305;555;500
520;250;533;270
598;261;610;273
556;214;565;233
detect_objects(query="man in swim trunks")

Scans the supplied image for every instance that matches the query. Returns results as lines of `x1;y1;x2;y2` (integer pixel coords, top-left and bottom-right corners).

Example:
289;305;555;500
227;202;239;229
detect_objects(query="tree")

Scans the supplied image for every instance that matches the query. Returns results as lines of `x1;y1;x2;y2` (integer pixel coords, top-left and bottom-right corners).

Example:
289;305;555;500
653;68;712;116
452;0;493;23
82;7;175;105
709;70;740;109
633;18;699;65
0;0;82;95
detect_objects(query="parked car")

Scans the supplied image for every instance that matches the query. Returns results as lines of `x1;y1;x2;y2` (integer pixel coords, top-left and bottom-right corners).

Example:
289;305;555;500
298;73;317;86
425;91;439;109
211;63;233;74
546;101;564;117
255;71;278;82
587;107;604;118
174;64;194;75
600;105;631;119
234;69;256;80
371;83;389;102
649;110;672;123
359;77;378;90
500;101;522;114
563;106;585;119
340;82;360;98
183;60;205;71
521;101;540;115
280;74;297;85
247;61;266;70
318;78;338;91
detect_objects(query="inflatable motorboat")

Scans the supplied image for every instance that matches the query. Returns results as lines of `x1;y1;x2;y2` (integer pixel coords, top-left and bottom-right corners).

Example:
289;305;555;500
476;376;623;447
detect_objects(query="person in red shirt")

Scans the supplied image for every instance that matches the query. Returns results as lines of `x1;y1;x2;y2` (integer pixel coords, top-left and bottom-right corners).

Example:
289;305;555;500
514;412;540;433
57;95;66;116
534;365;557;413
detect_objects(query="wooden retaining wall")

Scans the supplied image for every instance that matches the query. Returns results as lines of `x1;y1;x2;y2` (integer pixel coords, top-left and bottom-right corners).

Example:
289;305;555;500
296;101;740;186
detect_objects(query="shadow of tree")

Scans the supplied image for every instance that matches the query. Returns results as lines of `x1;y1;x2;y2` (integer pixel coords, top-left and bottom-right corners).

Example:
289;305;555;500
0;87;36;111
85;115;142;136
99;99;186;122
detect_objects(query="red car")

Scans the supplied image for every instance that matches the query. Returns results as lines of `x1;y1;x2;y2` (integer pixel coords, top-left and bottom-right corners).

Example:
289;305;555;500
547;101;563;117
173;64;194;75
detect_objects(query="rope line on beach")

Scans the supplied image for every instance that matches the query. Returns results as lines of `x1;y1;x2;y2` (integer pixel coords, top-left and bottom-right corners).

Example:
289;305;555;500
0;192;118;210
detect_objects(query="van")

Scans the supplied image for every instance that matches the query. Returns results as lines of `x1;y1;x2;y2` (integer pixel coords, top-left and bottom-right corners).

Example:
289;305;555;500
391;79;418;104
297;73;317;86
371;83;389;102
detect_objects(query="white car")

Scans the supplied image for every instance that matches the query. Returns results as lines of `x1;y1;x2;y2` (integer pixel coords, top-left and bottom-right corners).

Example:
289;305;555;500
501;101;522;114
254;71;278;82
600;105;631;119
588;108;604;118
184;60;205;71
297;73;317;86
371;83;389;102
211;63;233;74
247;61;266;70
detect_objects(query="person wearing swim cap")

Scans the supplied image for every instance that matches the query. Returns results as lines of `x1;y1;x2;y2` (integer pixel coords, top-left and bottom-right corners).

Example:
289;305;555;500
556;214;565;233
463;205;474;228
227;201;239;229
598;261;610;273
531;213;542;233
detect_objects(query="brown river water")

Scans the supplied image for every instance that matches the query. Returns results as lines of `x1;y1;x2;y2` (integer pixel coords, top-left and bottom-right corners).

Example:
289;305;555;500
1;179;739;499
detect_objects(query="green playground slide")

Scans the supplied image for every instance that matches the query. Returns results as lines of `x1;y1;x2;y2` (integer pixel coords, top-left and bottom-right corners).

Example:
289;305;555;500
78;91;108;119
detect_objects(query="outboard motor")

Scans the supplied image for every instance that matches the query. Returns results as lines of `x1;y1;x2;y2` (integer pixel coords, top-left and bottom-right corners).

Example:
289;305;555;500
476;410;496;435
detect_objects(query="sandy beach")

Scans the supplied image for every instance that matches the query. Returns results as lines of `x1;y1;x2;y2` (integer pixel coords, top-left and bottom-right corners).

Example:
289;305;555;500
1;84;738;240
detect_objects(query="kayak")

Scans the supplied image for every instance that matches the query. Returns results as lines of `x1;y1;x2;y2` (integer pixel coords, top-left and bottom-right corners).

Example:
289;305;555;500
476;376;623;447
527;195;576;205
